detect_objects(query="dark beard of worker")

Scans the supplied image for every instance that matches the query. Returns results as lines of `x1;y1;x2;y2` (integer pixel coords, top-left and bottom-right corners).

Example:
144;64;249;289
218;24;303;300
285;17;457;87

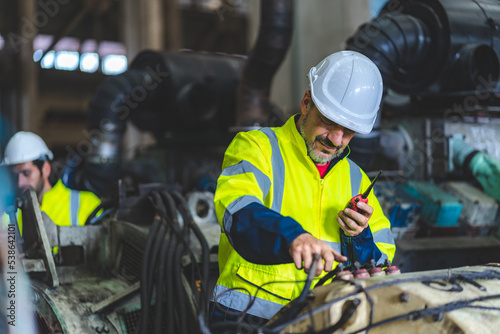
299;114;344;164
18;174;45;201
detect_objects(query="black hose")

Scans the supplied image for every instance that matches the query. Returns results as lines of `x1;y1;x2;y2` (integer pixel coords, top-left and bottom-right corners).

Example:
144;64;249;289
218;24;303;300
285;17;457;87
276;268;500;330
345;12;432;94
135;190;212;334
171;190;210;313
350;293;500;334
236;0;294;126
84;199;114;225
164;190;192;334
314;298;361;334
154;221;173;334
159;191;181;334
138;192;168;334
135;215;161;334
266;254;320;329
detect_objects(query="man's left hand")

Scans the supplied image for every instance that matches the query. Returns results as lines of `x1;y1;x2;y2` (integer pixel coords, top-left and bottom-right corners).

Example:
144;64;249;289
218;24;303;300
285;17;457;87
337;201;373;237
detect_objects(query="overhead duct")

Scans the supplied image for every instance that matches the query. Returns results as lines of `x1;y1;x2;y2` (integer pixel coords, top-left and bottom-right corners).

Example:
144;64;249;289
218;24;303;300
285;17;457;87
236;0;294;127
64;51;244;196
66;0;293;195
345;0;500;97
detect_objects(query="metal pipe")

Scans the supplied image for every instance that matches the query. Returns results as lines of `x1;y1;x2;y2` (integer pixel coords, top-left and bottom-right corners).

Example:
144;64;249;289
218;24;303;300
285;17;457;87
345;0;500;96
236;0;294;127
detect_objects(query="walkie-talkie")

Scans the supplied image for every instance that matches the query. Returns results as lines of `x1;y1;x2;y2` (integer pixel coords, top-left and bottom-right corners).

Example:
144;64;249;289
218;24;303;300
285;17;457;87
345;170;382;214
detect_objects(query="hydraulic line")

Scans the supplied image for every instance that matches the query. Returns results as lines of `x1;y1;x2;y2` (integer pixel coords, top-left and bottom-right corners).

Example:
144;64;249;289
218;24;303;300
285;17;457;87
154;221;173;334
274;269;500;331
135;190;212;334
136;215;161;334
266;254;320;330
159;191;181;334
349;293;500;334
171;191;210;311
314;298;361;334
138;193;168;334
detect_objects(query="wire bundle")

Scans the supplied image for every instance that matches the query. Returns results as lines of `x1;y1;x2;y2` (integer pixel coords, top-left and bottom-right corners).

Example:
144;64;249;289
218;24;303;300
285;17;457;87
210;267;500;334
134;190;210;334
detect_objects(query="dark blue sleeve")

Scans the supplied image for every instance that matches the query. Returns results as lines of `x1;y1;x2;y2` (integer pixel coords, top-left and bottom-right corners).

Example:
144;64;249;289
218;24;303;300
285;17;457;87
228;202;308;265
340;227;383;267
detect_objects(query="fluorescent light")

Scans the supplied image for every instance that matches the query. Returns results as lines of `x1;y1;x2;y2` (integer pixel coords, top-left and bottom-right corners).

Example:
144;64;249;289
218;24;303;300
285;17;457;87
55;51;79;71
41;50;55;69
33;49;44;62
102;55;127;75
80;53;99;73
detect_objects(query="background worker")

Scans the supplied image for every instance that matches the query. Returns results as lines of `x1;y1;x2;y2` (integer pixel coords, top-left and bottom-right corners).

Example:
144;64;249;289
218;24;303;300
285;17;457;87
211;51;396;324
1;131;101;234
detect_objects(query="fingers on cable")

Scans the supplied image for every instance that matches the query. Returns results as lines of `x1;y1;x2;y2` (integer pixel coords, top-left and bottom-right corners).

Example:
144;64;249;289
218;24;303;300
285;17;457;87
302;248;314;273
292;250;303;270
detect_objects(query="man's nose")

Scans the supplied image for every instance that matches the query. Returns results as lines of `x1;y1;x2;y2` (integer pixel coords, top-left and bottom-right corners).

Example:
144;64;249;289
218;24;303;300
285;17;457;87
328;129;344;147
18;175;27;188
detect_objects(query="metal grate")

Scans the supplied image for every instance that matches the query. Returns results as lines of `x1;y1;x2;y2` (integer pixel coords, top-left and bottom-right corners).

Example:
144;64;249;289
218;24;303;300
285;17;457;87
117;241;143;283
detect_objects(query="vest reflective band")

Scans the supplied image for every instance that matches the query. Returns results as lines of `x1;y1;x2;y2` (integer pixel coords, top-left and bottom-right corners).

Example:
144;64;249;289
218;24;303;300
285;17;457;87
70;189;80;226
260;128;285;212
214;116;395;319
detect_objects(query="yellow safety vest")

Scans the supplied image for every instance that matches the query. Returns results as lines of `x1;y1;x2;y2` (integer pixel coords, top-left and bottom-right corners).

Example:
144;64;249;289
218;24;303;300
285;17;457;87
214;115;395;318
10;180;101;235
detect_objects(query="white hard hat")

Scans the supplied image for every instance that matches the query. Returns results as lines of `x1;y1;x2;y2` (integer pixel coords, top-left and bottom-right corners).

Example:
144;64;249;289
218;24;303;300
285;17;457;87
1;131;53;165
308;51;383;134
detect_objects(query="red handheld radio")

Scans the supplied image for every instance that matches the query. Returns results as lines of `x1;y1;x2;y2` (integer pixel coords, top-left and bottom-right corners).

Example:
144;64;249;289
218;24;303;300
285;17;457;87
345;170;382;213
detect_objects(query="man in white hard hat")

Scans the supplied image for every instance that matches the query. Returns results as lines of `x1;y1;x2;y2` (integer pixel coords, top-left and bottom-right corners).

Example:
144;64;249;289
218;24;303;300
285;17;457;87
2;131;101;232
210;51;396;324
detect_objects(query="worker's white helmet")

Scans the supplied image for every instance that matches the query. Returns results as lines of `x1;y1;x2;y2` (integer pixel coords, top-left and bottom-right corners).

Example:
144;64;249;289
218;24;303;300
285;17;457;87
308;51;383;134
1;131;53;165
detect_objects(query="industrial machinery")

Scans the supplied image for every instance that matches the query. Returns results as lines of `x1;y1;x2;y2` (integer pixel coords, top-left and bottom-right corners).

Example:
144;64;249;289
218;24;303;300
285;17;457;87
267;263;500;333
6;184;218;334
4;0;500;333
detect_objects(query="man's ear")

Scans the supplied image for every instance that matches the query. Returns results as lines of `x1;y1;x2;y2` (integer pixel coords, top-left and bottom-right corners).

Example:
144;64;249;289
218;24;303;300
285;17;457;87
42;161;51;179
301;90;312;115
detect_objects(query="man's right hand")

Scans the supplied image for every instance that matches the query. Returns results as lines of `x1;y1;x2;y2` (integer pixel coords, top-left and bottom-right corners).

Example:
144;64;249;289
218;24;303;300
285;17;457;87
289;233;348;276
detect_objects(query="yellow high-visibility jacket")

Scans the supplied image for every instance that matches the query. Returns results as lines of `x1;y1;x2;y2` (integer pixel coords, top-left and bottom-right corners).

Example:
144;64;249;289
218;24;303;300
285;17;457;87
15;180;101;235
213;115;395;319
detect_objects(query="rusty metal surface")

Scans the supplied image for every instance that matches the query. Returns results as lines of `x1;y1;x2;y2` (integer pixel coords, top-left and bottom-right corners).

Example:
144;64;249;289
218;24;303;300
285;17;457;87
32;278;129;334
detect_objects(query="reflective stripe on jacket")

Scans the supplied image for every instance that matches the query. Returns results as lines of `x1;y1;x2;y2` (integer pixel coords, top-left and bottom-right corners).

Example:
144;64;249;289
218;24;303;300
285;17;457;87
16;180;101;234
213;115;395;319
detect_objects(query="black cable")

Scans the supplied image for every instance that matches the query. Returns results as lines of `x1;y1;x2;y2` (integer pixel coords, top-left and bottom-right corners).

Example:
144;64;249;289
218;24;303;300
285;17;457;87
171;191;210;313
277;269;500;330
266;254;320;329
138;192;168;334
174;232;189;334
84;199;114;225
161;191;187;334
154;220;173;334
313;266;341;289
465;305;500;311
349;293;500;334
171;191;197;334
314;298;360;334
135;214;161;334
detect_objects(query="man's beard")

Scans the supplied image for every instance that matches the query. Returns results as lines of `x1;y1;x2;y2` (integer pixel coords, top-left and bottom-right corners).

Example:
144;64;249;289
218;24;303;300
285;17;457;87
19;176;45;200
300;115;345;164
